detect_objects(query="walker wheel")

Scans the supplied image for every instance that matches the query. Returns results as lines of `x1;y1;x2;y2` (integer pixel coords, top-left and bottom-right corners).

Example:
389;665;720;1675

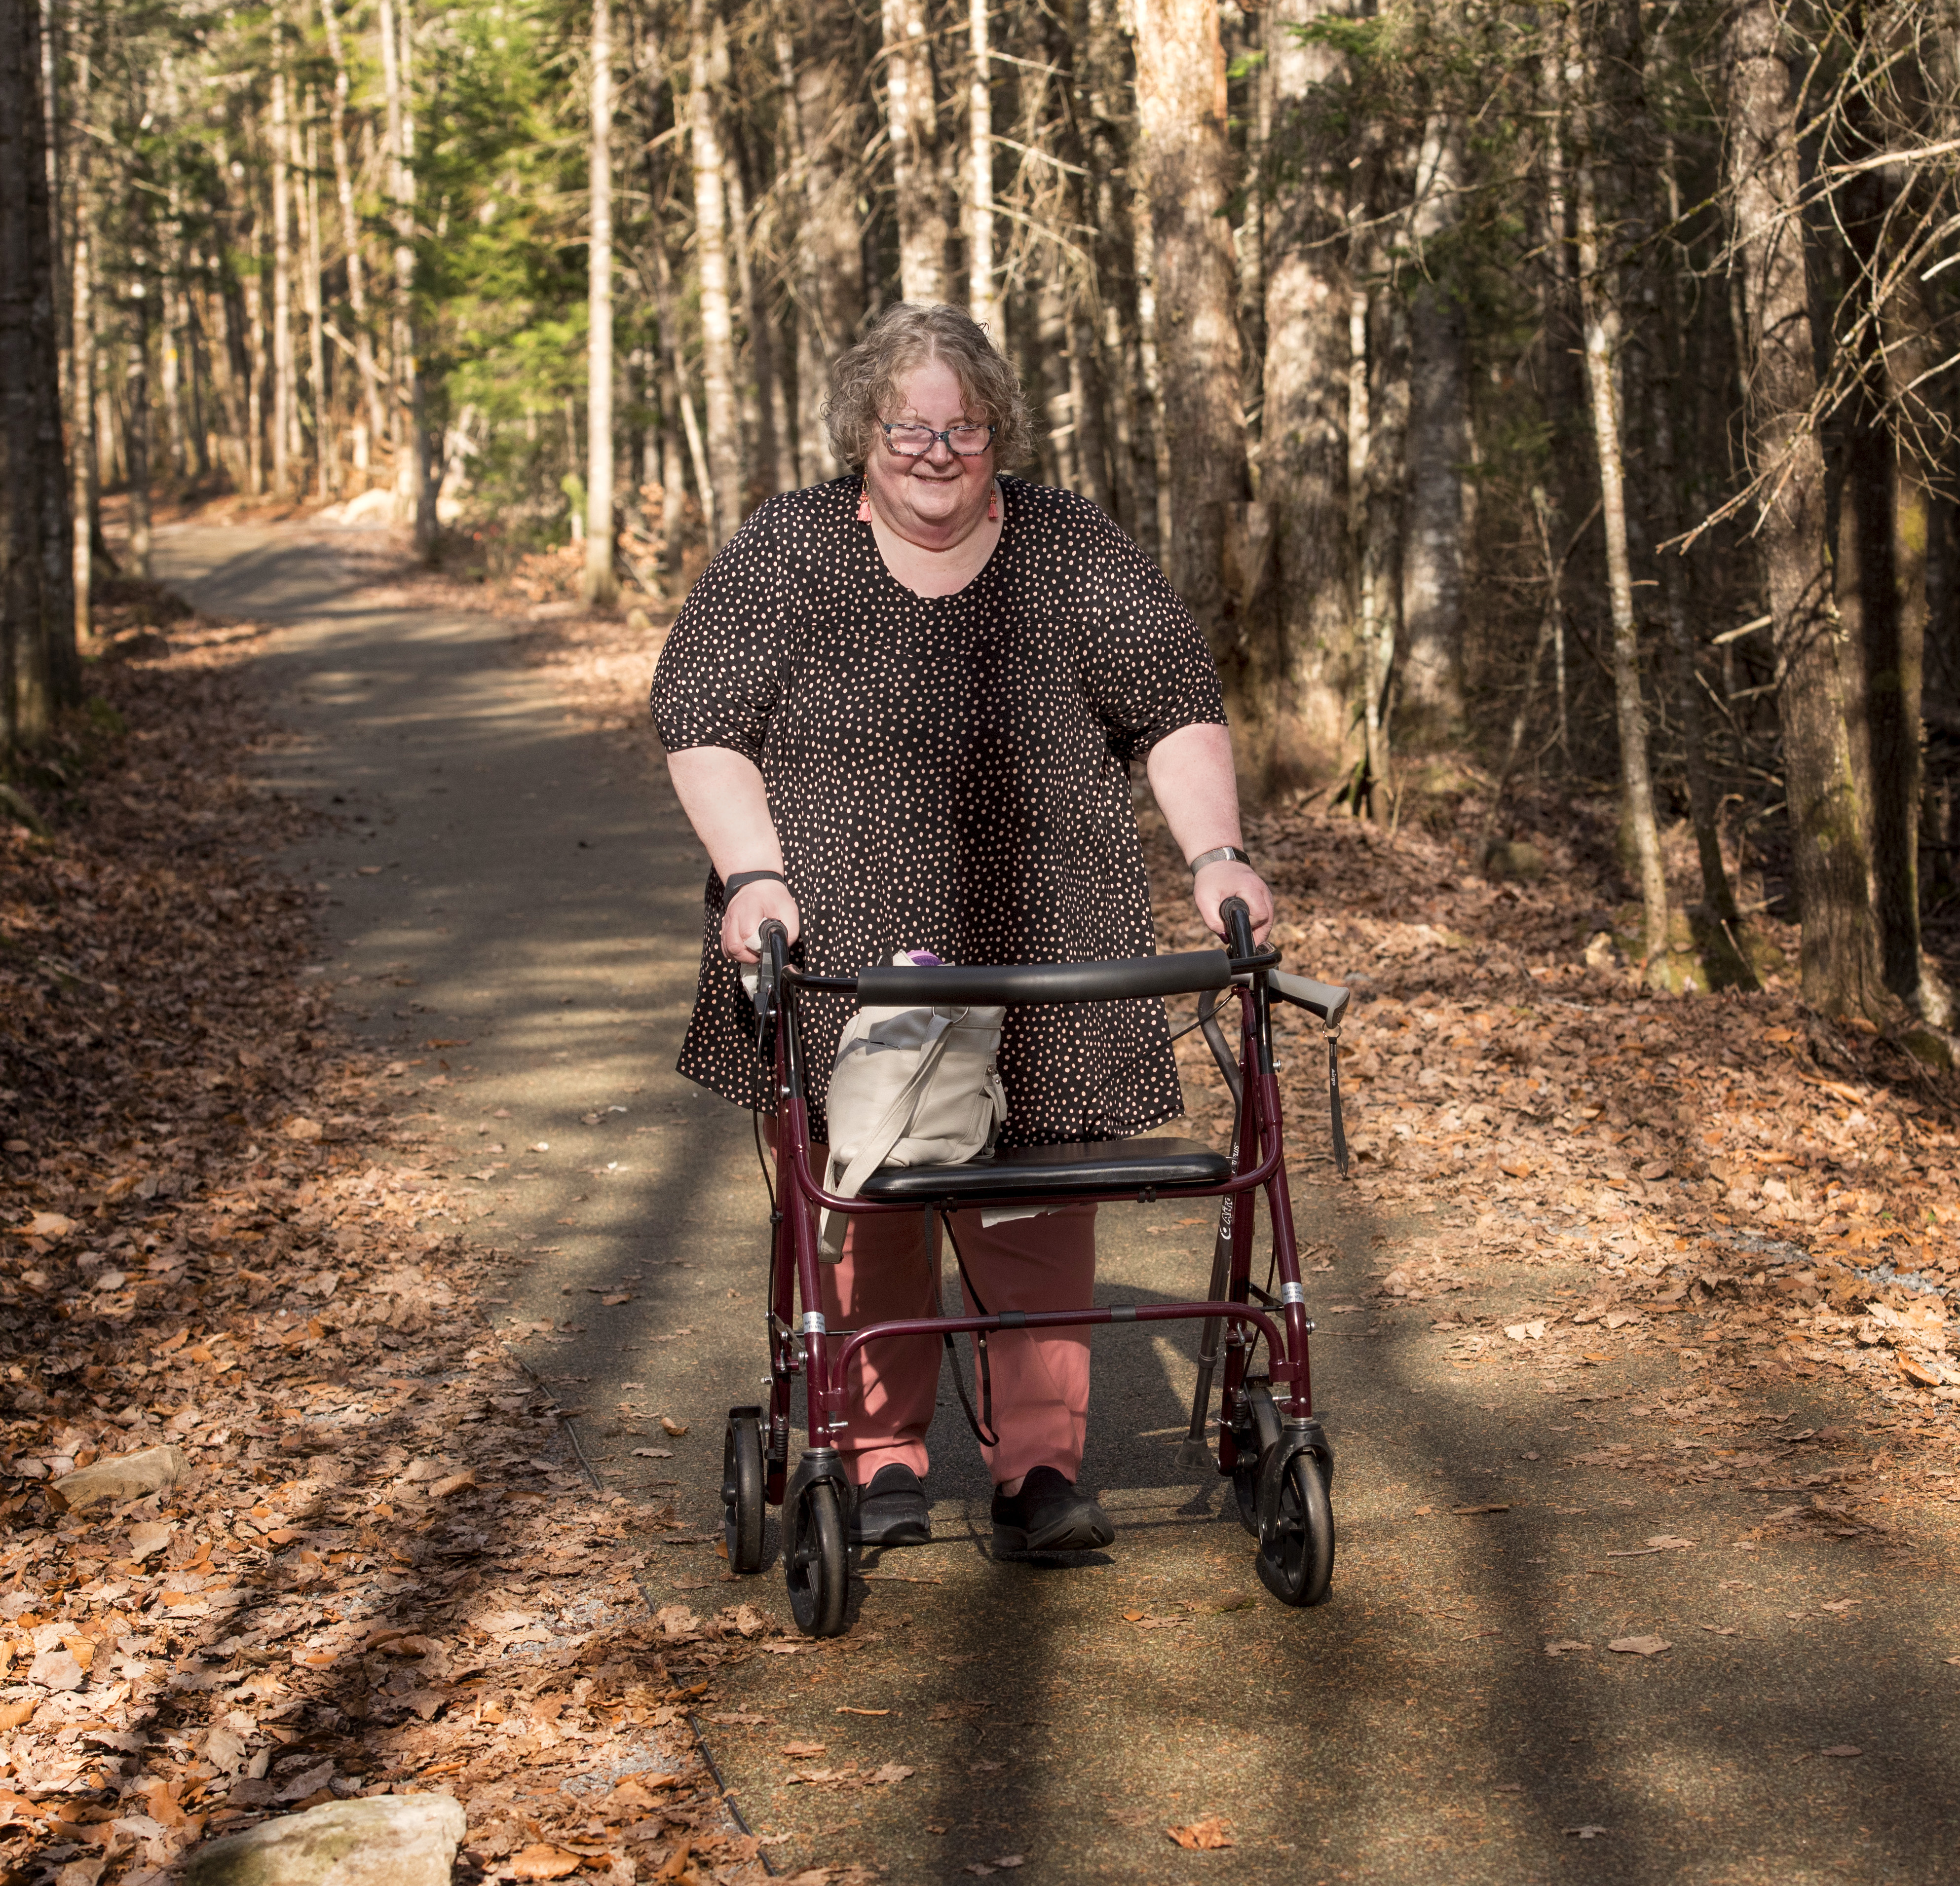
1230;1383;1282;1538
721;1409;765;1575
786;1478;848;1637
1256;1447;1335;1607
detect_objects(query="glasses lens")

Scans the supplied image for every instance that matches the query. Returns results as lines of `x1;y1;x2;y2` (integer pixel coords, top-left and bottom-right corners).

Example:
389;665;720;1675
948;426;992;455
886;424;935;455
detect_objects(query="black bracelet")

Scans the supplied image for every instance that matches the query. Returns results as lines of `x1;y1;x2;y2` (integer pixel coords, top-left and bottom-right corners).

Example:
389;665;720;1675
722;868;788;899
1186;845;1252;875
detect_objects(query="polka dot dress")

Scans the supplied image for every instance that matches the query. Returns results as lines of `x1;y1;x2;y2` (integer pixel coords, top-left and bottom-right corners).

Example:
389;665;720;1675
649;473;1228;1149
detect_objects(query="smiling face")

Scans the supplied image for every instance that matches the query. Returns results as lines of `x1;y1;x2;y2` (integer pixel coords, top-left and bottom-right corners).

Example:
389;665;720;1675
860;358;997;548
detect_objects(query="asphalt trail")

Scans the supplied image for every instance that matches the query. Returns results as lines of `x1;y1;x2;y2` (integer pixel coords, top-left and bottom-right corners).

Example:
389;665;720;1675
155;521;1960;1886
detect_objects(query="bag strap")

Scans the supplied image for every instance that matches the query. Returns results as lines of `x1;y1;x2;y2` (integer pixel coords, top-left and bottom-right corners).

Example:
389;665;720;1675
935;1209;1000;1449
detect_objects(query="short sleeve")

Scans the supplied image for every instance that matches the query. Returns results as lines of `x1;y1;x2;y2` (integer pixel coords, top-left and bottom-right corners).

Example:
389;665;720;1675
649;500;792;762
1072;502;1228;764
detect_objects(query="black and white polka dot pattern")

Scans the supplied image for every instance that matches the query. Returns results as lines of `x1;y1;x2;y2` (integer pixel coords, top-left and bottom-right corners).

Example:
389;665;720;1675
649;473;1227;1148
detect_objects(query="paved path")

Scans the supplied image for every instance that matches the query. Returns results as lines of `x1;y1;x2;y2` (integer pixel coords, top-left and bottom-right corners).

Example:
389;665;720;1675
155;523;1960;1886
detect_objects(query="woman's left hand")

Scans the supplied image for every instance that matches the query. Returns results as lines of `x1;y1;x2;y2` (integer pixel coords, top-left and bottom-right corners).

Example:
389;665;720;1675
1193;860;1274;944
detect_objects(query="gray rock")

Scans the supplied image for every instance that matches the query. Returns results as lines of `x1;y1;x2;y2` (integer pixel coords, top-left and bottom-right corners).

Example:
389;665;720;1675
48;1444;189;1512
182;1794;466;1886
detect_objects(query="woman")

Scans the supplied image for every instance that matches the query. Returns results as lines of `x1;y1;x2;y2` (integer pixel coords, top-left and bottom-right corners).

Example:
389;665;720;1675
650;303;1273;1556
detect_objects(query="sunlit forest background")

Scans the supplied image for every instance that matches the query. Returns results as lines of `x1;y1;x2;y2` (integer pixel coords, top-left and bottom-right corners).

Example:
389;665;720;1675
2;0;1959;1027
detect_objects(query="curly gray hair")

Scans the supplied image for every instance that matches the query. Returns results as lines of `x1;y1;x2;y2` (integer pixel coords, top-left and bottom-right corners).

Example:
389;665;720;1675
823;303;1033;473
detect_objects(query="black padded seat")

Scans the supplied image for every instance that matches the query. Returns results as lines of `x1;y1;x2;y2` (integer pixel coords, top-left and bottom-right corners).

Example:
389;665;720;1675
856;1137;1232;1205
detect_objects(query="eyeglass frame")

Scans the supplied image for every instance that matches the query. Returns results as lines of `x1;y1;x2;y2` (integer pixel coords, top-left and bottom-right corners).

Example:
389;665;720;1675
878;420;997;458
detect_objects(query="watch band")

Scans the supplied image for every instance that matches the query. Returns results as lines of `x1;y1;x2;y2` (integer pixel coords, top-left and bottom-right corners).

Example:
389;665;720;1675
722;868;788;899
1186;845;1252;875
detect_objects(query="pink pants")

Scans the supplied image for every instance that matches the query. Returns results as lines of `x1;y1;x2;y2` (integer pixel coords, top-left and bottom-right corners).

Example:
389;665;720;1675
791;1141;1097;1490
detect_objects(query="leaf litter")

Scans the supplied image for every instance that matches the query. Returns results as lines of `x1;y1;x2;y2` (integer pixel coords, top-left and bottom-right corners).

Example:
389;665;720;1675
0;593;836;1885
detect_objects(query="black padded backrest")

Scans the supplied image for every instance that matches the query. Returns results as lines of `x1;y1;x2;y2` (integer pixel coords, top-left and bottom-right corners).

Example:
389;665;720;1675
854;950;1234;1009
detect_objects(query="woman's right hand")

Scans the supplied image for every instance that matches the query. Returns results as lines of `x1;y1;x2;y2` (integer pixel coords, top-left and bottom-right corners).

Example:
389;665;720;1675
722;880;801;963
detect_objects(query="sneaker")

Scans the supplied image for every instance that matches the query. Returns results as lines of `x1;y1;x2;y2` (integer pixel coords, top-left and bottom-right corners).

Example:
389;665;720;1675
849;1464;932;1548
990;1466;1114;1555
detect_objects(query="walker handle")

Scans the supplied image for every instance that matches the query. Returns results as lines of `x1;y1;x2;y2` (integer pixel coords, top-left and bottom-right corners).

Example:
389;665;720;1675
1220;896;1256;959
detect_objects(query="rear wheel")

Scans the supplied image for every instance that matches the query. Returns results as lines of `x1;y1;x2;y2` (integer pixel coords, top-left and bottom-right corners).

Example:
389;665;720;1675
786;1480;848;1637
721;1410;765;1574
1256;1448;1335;1607
1230;1383;1282;1537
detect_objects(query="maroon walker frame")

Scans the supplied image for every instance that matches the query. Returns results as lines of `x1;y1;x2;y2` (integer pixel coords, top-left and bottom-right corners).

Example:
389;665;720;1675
717;900;1347;1635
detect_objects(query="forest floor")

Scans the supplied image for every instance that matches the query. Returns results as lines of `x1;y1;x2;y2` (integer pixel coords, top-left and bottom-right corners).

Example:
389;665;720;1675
5;512;1960;1886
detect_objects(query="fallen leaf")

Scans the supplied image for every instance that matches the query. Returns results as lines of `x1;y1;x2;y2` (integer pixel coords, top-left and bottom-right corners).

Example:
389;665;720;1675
1504;1321;1547;1343
835;1706;891;1716
128;1521;175;1562
632;1447;674;1459
14;1212;75;1239
781;1741;828;1758
1820;1745;1862;1758
1566;1825;1609;1839
1544;1641;1592;1658
511;1845;584;1881
660;1416;689;1437
990;1860;1024;1871
0;1699;37;1731
602;1294;632;1307
871;1763;915;1784
1606;1636;1672;1657
1700;1625;1742;1636
1453;1503;1511;1516
1166;1816;1236;1851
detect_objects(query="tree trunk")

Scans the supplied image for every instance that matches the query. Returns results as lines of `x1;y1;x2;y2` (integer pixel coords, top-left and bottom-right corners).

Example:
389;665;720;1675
882;0;948;303
126;287;153;580
378;0;430;544
1725;0;1885;1018
583;0;618;604
270;66;296;497
1399;105;1468;740
320;0;383;479
687;0;743;545
967;0;995;337
723;141;791;499
67;38;91;641
0;0;77;754
302;113;334;498
1035;277;1077;491
1131;0;1253;736
1258;0;1355;785
777;6;865;481
1573;66;1669;978
1833;20;1926;1012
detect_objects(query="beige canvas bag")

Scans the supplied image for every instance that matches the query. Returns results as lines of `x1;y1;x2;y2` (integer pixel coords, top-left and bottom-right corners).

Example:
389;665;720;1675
818;959;1008;1259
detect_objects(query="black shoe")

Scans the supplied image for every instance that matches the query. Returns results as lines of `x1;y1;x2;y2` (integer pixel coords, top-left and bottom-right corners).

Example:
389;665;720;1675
990;1466;1114;1555
850;1464;932;1548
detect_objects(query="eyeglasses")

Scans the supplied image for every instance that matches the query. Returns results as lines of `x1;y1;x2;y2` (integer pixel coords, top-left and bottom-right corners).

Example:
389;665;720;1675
880;421;996;458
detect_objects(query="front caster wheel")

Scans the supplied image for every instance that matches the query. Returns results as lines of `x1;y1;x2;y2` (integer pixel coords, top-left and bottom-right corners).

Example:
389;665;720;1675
1230;1383;1282;1538
722;1409;765;1574
785;1479;848;1637
1256;1449;1335;1607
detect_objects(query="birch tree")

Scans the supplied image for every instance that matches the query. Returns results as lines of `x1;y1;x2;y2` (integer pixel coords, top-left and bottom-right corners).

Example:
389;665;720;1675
1570;10;1669;980
688;0;743;545
584;0;619;604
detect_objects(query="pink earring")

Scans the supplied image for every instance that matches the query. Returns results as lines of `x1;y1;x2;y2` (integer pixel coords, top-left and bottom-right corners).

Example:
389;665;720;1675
857;487;873;523
987;483;999;522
